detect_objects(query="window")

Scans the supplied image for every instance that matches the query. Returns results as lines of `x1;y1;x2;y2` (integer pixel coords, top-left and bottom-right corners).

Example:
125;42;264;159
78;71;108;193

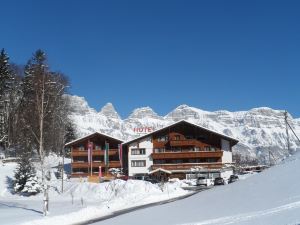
173;147;181;152
194;147;200;152
157;136;168;142
210;147;216;151
78;146;85;151
171;159;183;163
154;148;165;153
174;135;180;141
131;160;146;167
95;145;101;150
204;146;217;151
154;159;166;164
186;135;194;140
131;148;146;155
207;158;217;163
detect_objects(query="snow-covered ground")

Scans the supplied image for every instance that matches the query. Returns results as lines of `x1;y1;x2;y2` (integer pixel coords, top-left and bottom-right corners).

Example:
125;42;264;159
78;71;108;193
91;151;300;225
2;151;300;225
0;156;189;225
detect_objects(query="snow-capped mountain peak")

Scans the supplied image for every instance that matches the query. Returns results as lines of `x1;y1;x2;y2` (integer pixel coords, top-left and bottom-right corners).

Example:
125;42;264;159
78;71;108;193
67;95;96;114
99;102;121;120
128;107;161;120
165;104;209;121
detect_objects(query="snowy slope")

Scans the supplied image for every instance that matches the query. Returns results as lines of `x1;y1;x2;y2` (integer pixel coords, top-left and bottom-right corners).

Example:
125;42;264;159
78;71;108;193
68;95;300;162
0;157;189;225
89;151;300;225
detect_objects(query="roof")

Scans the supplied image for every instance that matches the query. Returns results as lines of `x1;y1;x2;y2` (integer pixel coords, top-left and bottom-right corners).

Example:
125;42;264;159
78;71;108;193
123;120;239;145
65;132;124;147
148;168;172;175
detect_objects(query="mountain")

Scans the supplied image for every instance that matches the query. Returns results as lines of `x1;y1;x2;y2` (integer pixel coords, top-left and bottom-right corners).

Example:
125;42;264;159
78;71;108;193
67;95;300;163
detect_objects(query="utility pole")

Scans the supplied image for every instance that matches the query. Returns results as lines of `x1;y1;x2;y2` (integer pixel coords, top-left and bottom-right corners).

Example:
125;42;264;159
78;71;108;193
61;147;65;193
284;111;291;153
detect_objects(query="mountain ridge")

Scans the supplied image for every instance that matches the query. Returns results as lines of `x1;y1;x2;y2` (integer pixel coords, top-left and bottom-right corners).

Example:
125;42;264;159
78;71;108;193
67;95;300;163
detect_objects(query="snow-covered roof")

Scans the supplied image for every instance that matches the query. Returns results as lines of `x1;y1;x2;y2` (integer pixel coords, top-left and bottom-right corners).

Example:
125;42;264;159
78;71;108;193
148;168;172;175
123;119;239;145
65;132;124;147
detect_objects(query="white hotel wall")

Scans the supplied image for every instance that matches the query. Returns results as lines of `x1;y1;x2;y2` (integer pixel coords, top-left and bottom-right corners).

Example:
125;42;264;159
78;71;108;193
128;137;153;176
221;151;233;163
221;139;232;163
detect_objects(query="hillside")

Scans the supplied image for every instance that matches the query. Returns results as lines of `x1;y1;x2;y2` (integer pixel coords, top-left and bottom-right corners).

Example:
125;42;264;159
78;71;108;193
91;151;300;225
68;95;300;163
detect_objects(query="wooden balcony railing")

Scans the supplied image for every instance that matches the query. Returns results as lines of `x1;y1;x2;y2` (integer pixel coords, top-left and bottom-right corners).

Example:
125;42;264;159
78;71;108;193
72;162;89;168
72;161;121;168
152;163;224;171
71;173;89;177
169;140;200;146
151;151;223;160
72;149;119;157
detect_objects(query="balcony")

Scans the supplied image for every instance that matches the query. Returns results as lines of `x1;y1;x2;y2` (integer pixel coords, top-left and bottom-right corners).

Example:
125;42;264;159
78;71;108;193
169;140;200;146
151;151;223;160
72;161;121;168
91;161;121;168
151;163;224;171
72;162;89;168
72;149;119;157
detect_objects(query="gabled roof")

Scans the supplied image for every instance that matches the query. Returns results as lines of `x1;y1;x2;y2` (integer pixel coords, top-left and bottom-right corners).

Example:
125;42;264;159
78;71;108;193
65;132;124;147
148;168;172;174
123;120;239;145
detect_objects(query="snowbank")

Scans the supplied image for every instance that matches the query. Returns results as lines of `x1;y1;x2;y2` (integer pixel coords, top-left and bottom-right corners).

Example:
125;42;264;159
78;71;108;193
0;158;189;225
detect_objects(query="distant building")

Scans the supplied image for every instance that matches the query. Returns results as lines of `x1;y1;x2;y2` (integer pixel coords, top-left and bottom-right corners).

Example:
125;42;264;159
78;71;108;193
65;132;123;177
123;120;239;179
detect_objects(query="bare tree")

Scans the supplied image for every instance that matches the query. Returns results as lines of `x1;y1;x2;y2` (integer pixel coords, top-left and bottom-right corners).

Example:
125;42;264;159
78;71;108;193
19;50;70;215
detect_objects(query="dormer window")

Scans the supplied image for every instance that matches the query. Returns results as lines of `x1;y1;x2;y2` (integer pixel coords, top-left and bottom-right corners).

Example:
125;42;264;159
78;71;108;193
174;135;180;141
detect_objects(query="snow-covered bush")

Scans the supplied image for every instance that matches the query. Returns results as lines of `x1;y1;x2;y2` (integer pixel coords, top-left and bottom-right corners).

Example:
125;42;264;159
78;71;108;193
108;168;122;176
14;152;41;195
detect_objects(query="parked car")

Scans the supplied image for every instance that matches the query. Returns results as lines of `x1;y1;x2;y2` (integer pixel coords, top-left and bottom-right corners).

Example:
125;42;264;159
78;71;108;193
196;177;214;186
228;175;239;183
133;175;159;183
0;152;5;160
214;177;225;185
144;177;160;184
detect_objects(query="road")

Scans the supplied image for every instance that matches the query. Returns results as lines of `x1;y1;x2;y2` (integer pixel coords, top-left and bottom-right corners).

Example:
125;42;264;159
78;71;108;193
75;189;203;225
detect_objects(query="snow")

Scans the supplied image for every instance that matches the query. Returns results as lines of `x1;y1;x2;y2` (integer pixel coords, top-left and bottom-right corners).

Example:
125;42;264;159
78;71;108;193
0;156;189;225
89;151;300;225
2;152;300;225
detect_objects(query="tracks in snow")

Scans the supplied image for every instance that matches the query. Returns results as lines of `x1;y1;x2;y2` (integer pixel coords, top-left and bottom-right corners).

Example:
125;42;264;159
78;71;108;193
182;200;300;225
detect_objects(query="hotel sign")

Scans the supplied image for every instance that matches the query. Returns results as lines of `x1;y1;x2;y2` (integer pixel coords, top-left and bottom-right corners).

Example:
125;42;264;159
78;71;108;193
133;127;155;134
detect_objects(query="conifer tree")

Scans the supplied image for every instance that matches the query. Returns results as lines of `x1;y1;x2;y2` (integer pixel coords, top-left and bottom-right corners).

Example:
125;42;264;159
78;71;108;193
14;151;41;195
0;49;14;154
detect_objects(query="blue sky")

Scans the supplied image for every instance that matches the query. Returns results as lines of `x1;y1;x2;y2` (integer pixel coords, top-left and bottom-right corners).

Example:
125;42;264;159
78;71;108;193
1;0;299;118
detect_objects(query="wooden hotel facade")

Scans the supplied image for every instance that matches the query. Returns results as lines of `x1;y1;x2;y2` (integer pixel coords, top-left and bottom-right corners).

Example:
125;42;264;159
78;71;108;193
65;132;123;177
124;120;239;179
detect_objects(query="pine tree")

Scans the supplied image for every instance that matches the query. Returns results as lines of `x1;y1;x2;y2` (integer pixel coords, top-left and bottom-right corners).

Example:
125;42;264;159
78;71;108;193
14;151;40;195
0;49;14;154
